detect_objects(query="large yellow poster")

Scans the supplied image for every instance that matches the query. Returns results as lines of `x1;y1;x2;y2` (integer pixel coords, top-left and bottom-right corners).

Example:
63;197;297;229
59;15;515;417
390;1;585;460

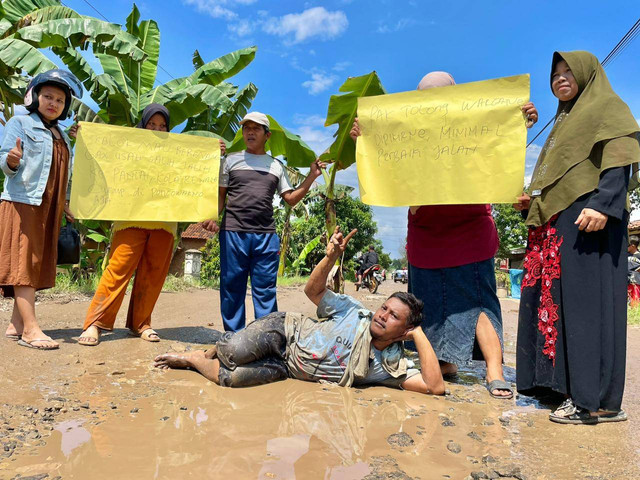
355;74;530;206
70;123;220;222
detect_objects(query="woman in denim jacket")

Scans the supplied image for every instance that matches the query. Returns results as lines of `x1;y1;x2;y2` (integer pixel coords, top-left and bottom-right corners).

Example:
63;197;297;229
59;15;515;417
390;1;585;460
0;69;82;350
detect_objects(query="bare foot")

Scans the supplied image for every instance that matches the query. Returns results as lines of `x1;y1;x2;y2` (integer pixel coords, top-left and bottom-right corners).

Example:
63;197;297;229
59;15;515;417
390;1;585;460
21;328;58;349
204;345;218;359
5;324;21;338
154;350;205;370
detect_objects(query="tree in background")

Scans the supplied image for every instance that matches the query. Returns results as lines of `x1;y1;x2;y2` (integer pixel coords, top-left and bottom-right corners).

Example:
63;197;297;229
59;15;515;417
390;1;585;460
492;204;528;258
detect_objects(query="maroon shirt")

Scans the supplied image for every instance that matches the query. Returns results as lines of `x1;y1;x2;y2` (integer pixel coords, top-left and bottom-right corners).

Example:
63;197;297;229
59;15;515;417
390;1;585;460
407;204;498;269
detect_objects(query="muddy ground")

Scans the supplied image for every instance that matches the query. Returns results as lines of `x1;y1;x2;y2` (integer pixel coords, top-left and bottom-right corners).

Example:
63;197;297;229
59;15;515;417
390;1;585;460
0;280;638;480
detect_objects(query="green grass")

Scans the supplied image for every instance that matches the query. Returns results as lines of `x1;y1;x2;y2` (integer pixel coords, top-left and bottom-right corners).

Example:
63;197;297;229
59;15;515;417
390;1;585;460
277;275;309;287
628;305;640;326
48;272;308;296
50;271;210;296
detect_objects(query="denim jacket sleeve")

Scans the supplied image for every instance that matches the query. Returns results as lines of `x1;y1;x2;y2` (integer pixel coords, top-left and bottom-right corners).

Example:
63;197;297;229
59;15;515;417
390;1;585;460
0;117;25;177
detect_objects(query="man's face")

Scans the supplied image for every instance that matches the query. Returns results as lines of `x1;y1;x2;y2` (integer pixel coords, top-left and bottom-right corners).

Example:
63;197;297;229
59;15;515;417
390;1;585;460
629;244;638;254
369;297;411;341
242;121;270;150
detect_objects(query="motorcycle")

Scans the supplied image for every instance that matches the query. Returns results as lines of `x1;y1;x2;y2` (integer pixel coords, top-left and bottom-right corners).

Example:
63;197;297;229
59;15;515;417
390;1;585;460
355;264;383;294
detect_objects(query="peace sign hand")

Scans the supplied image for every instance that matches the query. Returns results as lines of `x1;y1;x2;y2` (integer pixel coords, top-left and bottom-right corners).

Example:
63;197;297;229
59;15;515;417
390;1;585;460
327;225;357;259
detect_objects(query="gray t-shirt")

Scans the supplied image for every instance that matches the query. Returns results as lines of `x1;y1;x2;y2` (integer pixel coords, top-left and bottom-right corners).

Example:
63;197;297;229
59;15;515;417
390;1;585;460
219;151;293;233
285;290;418;387
286;290;365;383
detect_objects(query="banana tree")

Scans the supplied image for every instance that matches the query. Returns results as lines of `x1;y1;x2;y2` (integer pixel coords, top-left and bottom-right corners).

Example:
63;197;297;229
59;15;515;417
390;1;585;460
277;165;312;277
52;4;256;129
319;71;386;291
0;0;146;124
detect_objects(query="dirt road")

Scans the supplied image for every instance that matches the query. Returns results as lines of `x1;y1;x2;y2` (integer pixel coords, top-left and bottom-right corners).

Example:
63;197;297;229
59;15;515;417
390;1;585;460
0;280;638;479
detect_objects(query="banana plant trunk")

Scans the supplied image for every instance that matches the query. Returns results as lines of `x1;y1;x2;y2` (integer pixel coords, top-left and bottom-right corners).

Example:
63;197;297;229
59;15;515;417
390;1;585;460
325;166;344;293
278;205;293;277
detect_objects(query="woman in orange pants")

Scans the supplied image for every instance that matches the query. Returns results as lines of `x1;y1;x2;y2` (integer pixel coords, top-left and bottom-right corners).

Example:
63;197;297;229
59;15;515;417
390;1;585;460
78;104;176;346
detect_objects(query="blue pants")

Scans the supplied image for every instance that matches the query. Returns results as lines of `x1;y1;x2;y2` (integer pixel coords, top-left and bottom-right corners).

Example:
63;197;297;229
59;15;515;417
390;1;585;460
219;230;280;332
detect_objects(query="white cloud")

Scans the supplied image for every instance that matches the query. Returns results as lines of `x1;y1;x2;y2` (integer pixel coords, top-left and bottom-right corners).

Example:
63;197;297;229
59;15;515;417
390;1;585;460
302;72;338;95
263;7;348;44
228;19;253;36
293;114;326;127
377;18;414;34
332;61;351;72
524;143;542;186
291;114;335;155
183;0;257;20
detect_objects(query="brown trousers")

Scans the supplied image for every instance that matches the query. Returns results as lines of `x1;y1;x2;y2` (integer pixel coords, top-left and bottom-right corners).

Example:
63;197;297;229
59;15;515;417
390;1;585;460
83;228;174;333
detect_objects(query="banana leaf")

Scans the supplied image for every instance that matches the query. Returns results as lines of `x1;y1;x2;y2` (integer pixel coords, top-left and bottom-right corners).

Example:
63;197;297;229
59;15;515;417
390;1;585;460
185;46;257;87
140;82;233;127
0;37;56;74
52;46;96;91
211;82;257;141
122;4;159;101
1;0;60;24
291;235;322;272
70;97;105;123
320;71;386;170
227;114;316;167
14;18;146;61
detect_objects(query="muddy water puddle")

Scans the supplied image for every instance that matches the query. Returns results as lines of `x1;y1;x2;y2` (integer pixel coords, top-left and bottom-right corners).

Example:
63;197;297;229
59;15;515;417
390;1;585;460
3;364;515;480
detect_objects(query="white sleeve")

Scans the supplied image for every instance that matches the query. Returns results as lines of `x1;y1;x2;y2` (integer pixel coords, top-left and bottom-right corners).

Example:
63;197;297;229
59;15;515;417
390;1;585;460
278;163;293;194
219;156;230;187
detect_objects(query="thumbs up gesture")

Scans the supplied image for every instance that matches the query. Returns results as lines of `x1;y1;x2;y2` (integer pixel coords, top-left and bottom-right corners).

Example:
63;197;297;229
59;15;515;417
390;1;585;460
7;138;22;170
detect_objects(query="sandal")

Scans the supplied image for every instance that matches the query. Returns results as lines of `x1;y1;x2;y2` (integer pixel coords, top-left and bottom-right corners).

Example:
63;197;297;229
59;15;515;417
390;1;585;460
133;328;160;343
17;337;59;350
549;398;597;424
485;379;514;399
78;326;100;346
5;333;20;341
594;410;627;424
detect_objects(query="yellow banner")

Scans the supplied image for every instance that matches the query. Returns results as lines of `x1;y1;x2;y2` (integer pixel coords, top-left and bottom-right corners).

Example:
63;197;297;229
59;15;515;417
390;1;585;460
70;123;220;222
355;74;530;206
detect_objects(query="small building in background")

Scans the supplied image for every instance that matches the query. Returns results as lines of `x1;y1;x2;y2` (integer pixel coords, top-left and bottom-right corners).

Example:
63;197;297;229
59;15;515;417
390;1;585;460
169;224;216;276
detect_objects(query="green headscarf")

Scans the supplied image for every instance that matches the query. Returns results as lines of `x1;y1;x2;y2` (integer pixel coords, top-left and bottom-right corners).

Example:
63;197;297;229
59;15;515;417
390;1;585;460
526;50;640;227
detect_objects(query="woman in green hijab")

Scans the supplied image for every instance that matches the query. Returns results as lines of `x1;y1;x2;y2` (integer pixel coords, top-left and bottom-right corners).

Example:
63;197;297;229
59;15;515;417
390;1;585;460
514;51;639;424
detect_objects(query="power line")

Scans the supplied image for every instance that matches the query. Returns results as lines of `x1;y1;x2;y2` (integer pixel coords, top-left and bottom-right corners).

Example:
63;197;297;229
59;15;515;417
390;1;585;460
68;0;177;81
527;17;640;147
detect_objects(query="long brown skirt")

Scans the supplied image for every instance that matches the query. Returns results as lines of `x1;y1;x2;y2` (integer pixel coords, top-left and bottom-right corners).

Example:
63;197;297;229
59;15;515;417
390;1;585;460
0;138;69;297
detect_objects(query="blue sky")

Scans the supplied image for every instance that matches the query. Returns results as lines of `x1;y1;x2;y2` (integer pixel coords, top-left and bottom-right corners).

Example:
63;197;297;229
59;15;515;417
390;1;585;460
56;1;640;257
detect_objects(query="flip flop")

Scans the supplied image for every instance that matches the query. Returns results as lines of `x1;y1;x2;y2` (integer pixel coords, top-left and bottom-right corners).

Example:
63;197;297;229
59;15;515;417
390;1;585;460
5;333;20;341
17;338;59;350
485;379;514;399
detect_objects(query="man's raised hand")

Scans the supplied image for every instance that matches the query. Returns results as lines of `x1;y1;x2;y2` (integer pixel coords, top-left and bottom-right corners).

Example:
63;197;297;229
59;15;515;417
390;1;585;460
326;225;357;258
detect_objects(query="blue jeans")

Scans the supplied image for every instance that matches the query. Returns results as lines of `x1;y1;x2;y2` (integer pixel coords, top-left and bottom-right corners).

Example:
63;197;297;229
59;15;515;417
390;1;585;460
219;230;280;332
407;258;503;365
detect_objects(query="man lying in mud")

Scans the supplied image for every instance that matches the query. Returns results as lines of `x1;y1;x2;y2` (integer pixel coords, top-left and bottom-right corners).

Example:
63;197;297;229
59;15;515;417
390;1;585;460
154;227;445;395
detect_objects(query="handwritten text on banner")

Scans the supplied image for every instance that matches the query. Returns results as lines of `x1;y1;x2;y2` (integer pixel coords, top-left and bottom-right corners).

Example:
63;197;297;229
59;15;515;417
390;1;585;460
70;123;220;222
355;74;530;206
